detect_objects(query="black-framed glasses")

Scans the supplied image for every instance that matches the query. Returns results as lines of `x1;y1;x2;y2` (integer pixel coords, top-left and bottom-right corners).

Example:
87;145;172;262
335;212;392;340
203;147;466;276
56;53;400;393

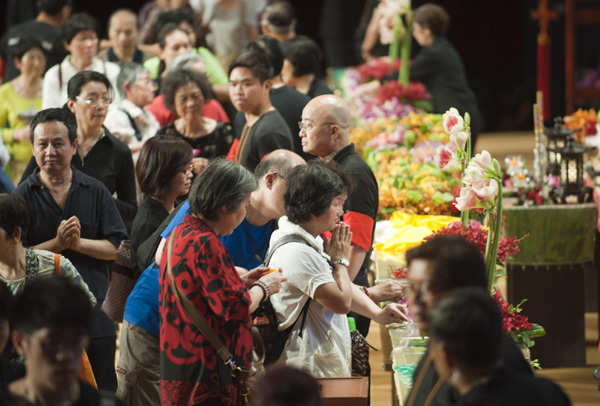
272;172;286;180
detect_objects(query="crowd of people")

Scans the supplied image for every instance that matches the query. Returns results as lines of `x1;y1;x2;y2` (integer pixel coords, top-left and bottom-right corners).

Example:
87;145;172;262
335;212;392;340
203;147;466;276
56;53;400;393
0;1;571;406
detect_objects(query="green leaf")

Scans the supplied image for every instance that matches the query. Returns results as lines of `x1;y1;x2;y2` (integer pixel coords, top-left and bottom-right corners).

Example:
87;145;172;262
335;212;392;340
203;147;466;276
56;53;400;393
407;190;423;203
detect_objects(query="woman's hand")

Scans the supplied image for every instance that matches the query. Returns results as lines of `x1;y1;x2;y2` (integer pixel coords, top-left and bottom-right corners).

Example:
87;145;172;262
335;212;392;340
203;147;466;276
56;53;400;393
368;280;406;303
258;270;287;296
324;222;352;263
240;266;270;288
192;157;209;174
374;302;409;325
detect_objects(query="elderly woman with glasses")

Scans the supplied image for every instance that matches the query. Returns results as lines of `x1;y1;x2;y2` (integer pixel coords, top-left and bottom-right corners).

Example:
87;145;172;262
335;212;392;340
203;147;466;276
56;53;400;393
130;136;193;261
155;69;233;174
20;71;137;229
104;63;161;153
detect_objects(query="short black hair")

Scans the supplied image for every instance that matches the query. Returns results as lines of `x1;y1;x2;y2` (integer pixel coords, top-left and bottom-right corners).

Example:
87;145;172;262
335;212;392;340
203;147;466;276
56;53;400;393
60;12;100;44
429;288;502;371
281;35;322;77
108;9;139;31
30;108;77;144
39;0;72;15
189;159;258;221
161;69;212;114
228;52;273;84
253;365;321;406
244;35;284;77
11;276;93;336
158;23;188;50
413;3;450;37
0;194;29;241
284;160;352;224
261;1;296;33
136;136;193;201
10;37;46;60
406;235;487;292
156;9;194;37
67;70;113;101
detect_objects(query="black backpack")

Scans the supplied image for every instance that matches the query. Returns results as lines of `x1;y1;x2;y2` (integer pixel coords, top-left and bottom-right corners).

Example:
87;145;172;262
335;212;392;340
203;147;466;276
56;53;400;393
253;234;329;364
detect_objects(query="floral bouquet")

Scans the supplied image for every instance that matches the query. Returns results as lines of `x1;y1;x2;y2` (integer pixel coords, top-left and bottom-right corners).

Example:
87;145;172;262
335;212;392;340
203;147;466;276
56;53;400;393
563;108;598;143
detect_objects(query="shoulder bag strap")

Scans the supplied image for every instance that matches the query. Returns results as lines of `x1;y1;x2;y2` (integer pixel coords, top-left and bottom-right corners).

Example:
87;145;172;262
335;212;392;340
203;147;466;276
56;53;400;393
54;253;61;276
166;235;234;364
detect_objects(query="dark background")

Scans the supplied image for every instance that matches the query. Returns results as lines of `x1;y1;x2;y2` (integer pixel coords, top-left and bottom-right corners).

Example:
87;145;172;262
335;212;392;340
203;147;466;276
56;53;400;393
2;0;598;132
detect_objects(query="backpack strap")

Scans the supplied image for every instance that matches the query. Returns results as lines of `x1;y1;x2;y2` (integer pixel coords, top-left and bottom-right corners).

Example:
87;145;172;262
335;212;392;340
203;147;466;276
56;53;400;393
119;108;142;140
262;233;331;337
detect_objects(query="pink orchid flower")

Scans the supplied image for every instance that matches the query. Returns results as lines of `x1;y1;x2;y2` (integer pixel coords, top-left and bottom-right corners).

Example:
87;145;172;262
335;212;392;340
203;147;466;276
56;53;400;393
455;187;478;211
443;108;464;135
471;150;494;171
450;131;469;150
435;144;459;171
472;179;499;209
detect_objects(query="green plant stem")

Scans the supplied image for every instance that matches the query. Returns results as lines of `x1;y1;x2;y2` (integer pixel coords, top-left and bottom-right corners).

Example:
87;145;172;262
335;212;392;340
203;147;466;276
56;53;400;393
487;182;503;290
398;13;412;86
460;136;473;227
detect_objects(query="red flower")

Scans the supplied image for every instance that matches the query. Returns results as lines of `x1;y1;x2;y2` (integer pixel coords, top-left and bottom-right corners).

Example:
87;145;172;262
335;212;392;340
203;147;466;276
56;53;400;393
492;288;533;333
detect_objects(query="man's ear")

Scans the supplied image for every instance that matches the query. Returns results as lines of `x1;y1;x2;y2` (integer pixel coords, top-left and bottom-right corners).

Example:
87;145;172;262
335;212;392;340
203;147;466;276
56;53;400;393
263;78;272;93
11;330;26;357
264;172;276;190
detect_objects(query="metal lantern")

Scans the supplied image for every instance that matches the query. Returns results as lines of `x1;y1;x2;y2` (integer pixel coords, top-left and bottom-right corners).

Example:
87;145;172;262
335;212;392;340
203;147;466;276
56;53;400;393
544;117;577;176
550;135;596;203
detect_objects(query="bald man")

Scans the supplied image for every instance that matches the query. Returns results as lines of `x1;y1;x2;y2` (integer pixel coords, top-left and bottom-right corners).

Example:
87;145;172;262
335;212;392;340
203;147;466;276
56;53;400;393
97;9;151;66
299;95;404;336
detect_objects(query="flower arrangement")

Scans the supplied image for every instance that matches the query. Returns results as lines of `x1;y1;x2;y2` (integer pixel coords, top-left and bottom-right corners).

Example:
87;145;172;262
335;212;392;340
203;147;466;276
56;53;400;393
356;56;402;82
431;108;545;356
377;0;412;85
563;108;598;143
492;288;546;352
377;81;432;112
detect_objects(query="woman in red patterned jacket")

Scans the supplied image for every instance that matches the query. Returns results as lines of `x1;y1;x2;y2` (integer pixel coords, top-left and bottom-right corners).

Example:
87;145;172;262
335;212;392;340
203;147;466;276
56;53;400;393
159;158;285;406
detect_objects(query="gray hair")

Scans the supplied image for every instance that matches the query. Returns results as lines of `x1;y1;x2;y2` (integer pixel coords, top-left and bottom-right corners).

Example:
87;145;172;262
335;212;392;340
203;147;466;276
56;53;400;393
189;159;258;222
117;63;148;99
168;53;205;73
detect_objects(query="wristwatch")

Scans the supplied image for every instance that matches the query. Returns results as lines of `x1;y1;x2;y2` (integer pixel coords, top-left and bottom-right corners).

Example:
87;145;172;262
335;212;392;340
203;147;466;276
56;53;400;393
332;258;350;268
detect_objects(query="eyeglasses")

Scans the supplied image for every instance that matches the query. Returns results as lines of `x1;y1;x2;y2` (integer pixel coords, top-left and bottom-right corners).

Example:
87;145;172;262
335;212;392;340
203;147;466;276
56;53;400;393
135;78;158;90
298;121;335;132
184;163;194;176
76;96;113;106
272;172;286;180
402;282;435;302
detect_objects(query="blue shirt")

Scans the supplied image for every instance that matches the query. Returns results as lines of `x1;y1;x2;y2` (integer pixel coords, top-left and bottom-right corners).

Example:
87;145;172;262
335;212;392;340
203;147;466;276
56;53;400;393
123;199;273;335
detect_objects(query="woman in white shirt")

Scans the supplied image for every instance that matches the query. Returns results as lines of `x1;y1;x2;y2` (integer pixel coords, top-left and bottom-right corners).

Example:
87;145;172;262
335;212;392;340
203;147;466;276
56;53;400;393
42;13;120;109
268;161;407;377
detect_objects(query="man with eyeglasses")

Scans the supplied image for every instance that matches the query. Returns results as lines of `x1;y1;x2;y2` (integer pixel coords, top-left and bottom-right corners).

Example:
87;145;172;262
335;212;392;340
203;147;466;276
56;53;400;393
14;108;128;393
403;235;532;406
104;63;160;152
299;95;403;326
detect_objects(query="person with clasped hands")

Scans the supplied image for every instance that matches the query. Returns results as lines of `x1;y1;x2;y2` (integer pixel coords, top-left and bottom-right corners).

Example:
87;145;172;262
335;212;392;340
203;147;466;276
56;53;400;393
268;161;408;377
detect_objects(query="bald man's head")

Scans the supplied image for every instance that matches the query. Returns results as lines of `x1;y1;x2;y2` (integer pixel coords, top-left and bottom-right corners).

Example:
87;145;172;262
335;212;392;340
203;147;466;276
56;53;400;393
108;9;139;56
299;95;352;158
254;149;305;180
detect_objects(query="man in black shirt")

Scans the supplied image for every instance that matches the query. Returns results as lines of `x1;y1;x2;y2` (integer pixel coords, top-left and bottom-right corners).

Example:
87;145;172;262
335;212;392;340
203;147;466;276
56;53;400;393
0;0;71;82
243;35;314;161
228;52;293;171
14;108;127;392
